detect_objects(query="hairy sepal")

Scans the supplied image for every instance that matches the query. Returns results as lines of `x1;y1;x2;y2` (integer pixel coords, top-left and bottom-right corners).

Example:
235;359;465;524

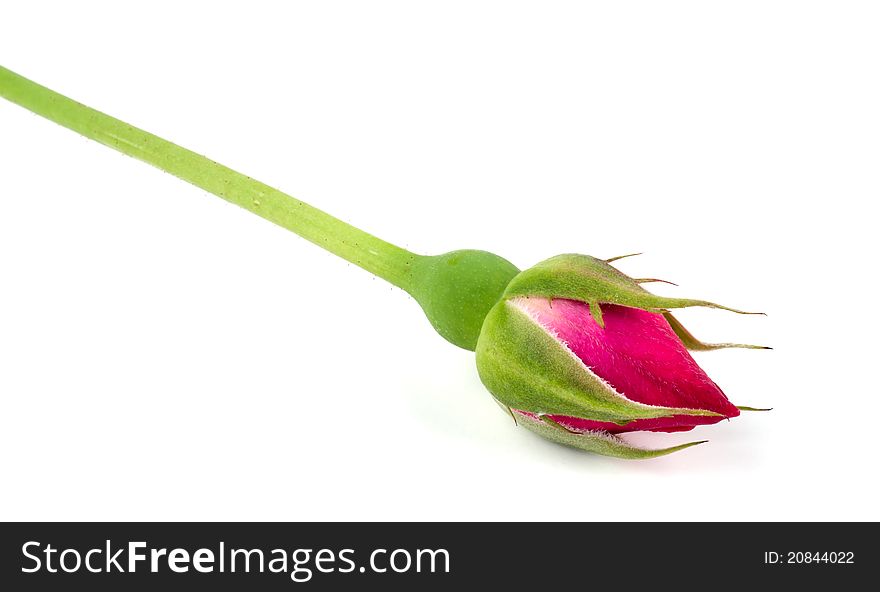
663;312;770;351
503;254;759;316
475;300;722;424
516;412;707;459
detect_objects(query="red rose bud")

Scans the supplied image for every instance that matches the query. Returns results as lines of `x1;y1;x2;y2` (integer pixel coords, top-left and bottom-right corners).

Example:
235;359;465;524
0;67;769;461
475;254;767;459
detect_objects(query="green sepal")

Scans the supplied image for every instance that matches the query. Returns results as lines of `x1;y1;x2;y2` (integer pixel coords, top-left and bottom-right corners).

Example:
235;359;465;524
664;312;771;351
517;413;707;459
475;299;722;424
503;254;762;316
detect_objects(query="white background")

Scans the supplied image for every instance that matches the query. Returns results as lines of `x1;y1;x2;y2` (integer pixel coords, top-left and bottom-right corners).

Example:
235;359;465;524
1;1;878;521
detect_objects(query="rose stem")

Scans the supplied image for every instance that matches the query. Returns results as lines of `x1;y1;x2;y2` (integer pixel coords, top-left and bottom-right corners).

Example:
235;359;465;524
0;65;520;350
0;65;420;291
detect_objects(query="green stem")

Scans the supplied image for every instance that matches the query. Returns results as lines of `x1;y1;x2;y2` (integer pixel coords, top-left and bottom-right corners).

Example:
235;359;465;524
1;65;521;351
0;65;420;291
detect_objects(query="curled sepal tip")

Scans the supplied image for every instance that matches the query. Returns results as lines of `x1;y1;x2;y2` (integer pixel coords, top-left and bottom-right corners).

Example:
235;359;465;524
636;277;679;286
503;254;763;317
605;252;643;263
519;414;707;459
664;313;772;351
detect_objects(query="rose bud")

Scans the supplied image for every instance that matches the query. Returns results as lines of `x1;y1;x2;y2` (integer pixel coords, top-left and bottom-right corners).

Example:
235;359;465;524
475;254;766;459
2;66;767;461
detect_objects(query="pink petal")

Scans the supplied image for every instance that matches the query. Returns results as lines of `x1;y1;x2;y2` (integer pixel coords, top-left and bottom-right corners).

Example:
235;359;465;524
514;298;739;433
